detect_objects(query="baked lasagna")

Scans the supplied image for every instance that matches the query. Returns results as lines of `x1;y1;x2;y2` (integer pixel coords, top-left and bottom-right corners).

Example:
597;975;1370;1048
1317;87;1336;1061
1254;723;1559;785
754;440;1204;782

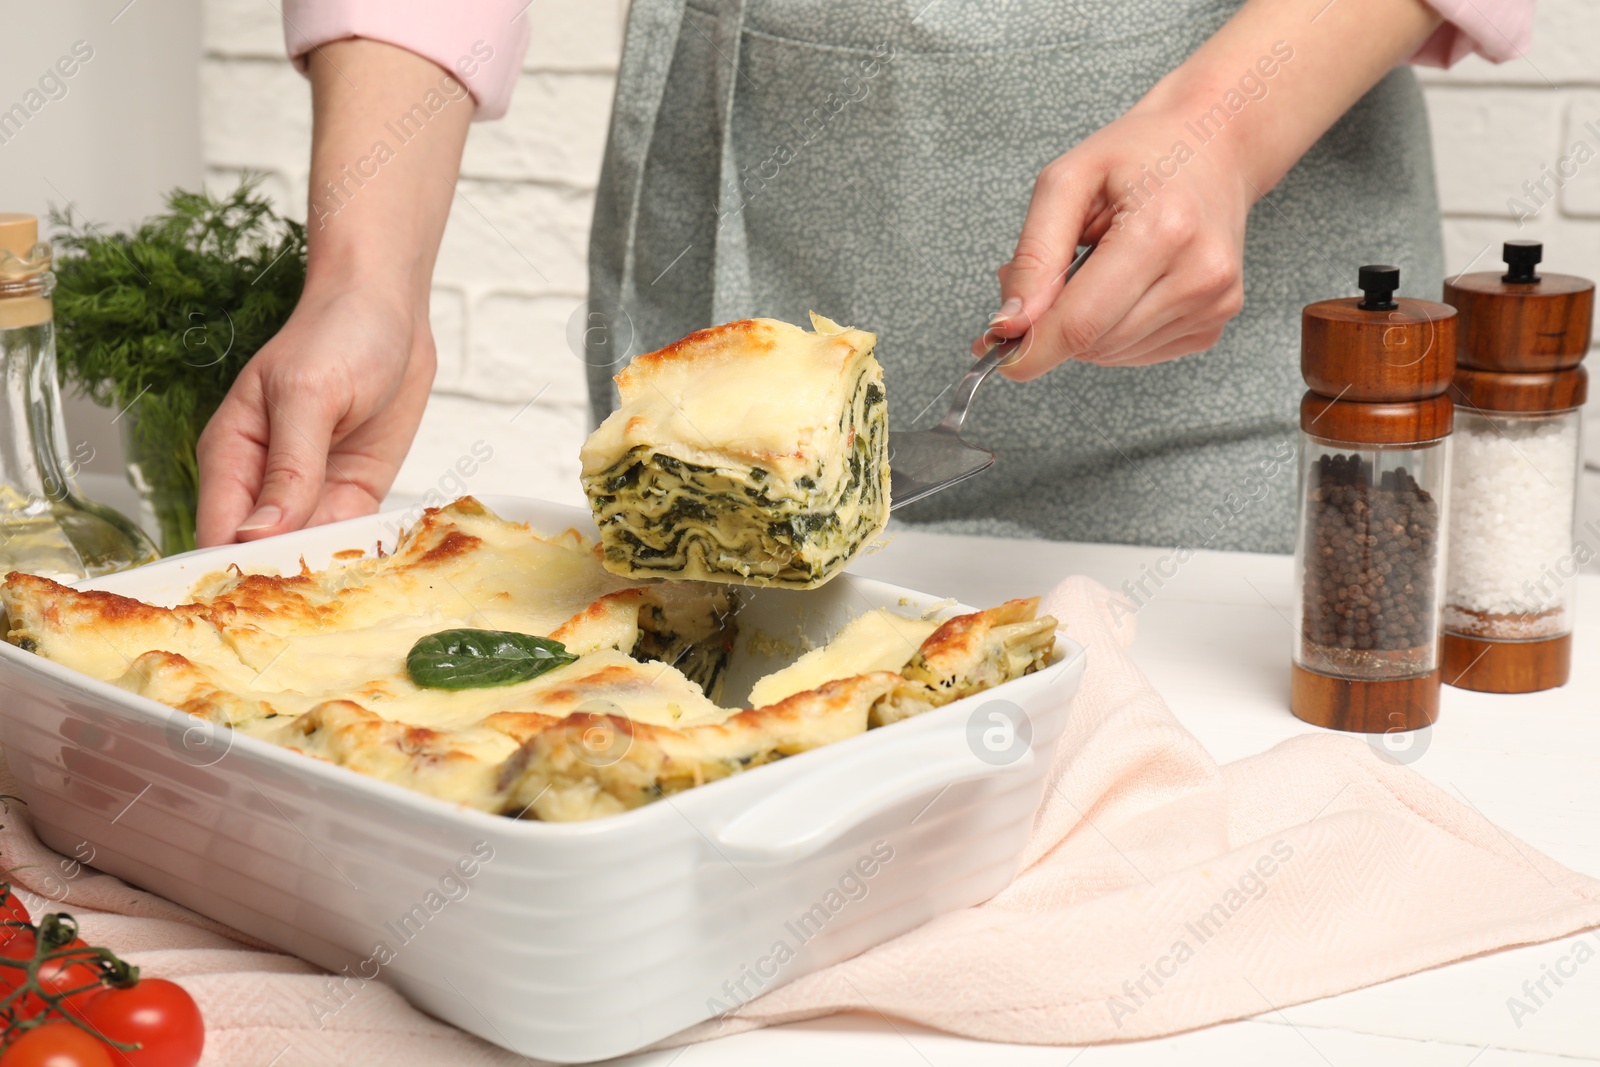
580;313;890;589
2;498;1056;821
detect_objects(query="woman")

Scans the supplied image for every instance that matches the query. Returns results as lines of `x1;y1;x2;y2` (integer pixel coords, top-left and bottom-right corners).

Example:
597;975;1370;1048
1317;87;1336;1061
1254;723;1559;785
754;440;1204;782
194;0;1529;552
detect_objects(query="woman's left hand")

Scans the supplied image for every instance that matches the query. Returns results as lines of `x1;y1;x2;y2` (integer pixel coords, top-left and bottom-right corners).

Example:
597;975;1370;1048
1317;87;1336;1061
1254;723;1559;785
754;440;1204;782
977;104;1255;379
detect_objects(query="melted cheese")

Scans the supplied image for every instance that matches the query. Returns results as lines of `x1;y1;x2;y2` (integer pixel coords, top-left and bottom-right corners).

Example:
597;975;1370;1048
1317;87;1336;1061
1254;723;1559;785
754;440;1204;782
190;504;637;638
748;609;940;708
2;498;1057;821
580;312;879;481
3;500;736;809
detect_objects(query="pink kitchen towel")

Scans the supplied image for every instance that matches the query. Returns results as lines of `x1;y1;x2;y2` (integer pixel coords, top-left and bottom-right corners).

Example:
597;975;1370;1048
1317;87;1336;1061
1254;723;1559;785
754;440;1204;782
3;576;1599;1065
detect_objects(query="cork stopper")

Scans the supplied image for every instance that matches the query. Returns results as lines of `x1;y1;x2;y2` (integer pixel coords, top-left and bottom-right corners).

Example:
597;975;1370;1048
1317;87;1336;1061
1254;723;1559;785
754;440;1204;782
0;213;49;282
0;213;54;328
0;214;38;260
1443;241;1594;372
1302;265;1457;402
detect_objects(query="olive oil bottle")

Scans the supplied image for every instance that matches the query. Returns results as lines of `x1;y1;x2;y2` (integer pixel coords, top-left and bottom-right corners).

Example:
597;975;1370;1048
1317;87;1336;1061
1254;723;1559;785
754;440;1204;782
0;213;156;580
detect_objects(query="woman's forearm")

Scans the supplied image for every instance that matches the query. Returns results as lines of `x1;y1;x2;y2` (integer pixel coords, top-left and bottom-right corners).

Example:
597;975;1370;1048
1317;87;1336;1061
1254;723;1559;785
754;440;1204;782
303;38;474;311
1133;0;1444;197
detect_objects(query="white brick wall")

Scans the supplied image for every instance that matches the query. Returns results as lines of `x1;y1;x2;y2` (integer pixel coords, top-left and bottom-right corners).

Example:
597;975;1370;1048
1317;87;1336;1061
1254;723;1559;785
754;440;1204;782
1417;0;1600;476
198;0;1600;511
1422;18;1600;288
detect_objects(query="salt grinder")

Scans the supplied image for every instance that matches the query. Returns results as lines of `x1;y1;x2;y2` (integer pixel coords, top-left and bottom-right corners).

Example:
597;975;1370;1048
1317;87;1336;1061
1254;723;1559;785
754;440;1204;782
1291;266;1456;733
1440;241;1594;692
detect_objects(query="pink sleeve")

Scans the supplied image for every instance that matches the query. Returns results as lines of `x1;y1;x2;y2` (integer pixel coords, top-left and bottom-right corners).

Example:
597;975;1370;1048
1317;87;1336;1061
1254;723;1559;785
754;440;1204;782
281;0;532;121
1410;0;1534;67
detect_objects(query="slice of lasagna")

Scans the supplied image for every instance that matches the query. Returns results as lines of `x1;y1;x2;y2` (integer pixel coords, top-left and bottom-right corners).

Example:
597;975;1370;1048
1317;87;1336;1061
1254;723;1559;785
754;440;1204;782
580;312;890;589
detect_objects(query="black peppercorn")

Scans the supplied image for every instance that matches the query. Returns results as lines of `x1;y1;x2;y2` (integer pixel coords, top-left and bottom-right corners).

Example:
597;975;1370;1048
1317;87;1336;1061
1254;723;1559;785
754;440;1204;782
1300;453;1439;667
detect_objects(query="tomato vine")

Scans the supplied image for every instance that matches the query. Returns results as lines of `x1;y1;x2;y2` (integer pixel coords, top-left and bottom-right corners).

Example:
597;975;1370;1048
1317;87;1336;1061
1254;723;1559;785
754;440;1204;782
0;798;204;1067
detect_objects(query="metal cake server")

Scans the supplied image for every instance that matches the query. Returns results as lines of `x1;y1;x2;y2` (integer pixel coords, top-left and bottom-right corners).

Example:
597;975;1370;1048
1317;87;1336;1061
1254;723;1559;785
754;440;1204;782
888;244;1093;510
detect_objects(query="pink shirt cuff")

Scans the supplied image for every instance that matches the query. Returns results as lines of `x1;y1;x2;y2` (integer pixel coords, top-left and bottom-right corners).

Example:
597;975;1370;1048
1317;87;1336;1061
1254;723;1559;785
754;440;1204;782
1411;0;1534;67
281;0;531;120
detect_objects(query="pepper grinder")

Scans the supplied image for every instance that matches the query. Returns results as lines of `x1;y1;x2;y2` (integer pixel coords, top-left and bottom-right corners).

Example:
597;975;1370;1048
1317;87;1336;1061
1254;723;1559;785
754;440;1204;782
1291;266;1457;733
1440;241;1594;692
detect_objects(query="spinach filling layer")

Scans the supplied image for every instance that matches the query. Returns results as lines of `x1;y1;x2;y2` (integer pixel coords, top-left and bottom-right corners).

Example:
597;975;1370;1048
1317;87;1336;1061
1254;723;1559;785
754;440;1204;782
629;589;738;702
582;363;889;588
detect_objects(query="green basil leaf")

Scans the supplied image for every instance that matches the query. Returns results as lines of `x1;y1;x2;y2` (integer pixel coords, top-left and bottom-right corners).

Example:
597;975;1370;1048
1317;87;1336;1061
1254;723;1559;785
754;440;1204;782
406;629;579;690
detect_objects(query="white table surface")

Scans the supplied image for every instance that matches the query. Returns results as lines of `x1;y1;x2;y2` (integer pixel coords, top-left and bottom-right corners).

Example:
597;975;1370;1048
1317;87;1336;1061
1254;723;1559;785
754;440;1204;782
86;473;1600;1065
600;525;1600;1067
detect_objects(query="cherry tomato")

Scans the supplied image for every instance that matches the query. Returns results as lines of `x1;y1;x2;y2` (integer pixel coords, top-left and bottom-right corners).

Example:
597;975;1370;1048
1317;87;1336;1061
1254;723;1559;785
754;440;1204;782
0;1021;114;1067
0;933;87;966
0;897;34;956
0;888;32;927
0;929;40;994
0;927;26;957
12;955;109;1020
76;980;203;1067
0;934;93;1002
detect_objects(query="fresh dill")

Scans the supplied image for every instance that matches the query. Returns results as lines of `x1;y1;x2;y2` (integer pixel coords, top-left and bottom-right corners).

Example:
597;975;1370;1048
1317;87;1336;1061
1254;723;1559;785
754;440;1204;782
49;176;306;553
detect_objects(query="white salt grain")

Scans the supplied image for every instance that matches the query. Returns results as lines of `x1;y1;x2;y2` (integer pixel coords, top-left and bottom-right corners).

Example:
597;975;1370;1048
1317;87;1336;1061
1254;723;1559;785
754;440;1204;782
1444;415;1578;634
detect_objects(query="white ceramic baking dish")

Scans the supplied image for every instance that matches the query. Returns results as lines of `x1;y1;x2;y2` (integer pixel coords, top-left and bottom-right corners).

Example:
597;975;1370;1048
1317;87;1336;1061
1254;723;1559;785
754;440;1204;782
0;496;1084;1063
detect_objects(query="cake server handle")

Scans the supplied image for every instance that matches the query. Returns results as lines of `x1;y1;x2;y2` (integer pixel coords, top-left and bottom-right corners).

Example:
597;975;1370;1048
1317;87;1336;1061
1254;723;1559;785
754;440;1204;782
710;724;1035;865
933;243;1095;434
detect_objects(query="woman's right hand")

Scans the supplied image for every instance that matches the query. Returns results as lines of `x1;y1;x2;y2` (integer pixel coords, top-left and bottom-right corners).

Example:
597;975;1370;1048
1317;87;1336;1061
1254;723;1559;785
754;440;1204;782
977;0;1445;381
194;286;435;546
192;37;476;547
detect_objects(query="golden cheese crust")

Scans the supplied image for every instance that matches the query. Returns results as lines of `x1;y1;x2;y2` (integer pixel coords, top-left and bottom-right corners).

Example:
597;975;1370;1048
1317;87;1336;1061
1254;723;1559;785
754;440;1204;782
875;598;1059;726
2;498;1056;821
500;673;903;820
584;315;880;477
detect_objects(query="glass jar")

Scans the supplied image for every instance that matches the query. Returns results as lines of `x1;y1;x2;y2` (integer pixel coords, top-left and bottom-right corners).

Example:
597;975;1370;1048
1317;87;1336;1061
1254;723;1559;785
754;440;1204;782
1290;265;1456;732
1444;407;1582;643
0;213;157;580
120;400;205;556
1441;241;1591;692
1294;439;1448;682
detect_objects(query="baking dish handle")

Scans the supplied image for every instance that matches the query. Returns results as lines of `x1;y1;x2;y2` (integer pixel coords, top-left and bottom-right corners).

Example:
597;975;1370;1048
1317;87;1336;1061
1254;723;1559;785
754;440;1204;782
710;723;1036;864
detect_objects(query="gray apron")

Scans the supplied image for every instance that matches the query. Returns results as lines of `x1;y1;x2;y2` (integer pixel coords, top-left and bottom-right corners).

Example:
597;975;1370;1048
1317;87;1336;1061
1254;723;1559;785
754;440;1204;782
584;0;1445;553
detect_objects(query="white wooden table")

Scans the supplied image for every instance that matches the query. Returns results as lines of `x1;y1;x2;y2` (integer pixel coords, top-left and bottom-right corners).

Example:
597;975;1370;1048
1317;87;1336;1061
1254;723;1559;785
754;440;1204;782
602;525;1600;1067
83;469;1600;1065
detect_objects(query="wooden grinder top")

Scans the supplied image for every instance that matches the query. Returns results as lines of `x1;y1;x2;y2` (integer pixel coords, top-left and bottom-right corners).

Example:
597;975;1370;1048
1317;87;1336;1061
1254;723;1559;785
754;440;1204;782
1300;266;1458;444
1444;241;1594;373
